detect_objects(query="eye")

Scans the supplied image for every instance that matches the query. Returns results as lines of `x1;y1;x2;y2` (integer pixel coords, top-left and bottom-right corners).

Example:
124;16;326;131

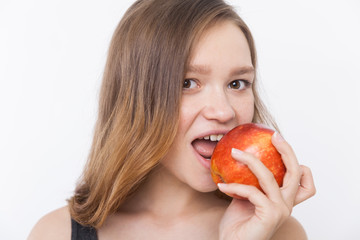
183;79;198;89
228;80;251;90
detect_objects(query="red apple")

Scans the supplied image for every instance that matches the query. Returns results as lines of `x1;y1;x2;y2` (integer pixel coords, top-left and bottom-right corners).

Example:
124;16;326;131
211;123;286;192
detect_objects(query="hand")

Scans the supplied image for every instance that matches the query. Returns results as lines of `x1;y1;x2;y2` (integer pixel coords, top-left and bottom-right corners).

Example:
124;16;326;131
218;132;316;240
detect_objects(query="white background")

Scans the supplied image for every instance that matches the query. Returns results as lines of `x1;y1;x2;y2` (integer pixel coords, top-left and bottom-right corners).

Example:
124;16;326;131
1;0;359;239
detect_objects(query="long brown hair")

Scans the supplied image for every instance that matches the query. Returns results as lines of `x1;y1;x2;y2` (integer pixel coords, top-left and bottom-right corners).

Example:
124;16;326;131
68;0;278;228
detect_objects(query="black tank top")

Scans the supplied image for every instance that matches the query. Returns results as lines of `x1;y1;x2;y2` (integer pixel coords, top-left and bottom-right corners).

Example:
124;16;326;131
71;218;98;240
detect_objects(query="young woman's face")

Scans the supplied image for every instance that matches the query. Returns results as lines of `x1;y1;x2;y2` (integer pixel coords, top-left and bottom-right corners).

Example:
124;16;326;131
161;21;255;192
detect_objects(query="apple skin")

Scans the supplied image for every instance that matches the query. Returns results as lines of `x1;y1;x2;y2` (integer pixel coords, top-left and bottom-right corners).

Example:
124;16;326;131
211;123;286;192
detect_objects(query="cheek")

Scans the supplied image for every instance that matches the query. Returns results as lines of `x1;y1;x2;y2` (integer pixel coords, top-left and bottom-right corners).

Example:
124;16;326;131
161;100;197;165
234;94;255;122
178;98;200;134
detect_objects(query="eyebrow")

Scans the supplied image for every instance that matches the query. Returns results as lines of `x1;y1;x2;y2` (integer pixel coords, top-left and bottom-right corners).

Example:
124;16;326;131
186;64;255;76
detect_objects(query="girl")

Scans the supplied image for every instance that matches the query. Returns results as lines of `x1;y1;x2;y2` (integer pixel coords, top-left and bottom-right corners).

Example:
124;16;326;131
29;0;315;239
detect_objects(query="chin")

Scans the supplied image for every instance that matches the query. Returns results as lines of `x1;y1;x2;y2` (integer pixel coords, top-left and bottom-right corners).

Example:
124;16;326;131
190;177;218;193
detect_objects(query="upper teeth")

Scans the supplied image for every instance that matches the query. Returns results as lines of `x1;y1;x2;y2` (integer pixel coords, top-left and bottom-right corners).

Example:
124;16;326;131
201;134;223;141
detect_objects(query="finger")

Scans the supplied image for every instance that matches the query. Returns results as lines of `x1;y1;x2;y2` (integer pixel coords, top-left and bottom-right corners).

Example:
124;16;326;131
231;148;283;202
271;133;301;205
294;165;316;205
217;183;270;207
272;132;300;181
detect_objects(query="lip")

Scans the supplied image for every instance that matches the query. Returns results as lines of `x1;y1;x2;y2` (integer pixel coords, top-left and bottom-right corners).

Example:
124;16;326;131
191;128;232;170
192;146;212;169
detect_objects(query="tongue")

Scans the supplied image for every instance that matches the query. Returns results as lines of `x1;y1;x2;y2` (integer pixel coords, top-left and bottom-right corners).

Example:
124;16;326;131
192;139;217;159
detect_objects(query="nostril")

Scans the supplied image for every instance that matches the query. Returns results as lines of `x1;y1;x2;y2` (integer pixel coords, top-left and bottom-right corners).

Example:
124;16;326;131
202;100;236;123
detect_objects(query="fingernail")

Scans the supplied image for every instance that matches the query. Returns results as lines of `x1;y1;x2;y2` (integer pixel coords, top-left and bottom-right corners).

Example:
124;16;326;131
217;183;227;189
273;132;284;142
231;148;243;156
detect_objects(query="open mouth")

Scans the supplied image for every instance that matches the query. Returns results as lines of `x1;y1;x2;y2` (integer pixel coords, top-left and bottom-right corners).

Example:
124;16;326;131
191;134;224;160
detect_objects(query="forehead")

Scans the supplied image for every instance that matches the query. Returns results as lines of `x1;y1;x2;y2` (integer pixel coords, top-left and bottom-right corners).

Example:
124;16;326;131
187;20;253;73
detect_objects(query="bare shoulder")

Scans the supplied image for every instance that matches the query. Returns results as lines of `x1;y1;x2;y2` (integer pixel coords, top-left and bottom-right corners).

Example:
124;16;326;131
271;216;308;240
27;206;71;240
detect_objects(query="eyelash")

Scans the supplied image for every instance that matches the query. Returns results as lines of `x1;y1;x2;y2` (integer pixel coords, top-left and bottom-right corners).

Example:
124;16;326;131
183;79;198;89
182;79;252;90
227;80;252;90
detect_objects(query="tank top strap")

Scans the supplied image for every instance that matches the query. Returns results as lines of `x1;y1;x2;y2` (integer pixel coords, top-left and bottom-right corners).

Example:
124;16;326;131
71;218;98;240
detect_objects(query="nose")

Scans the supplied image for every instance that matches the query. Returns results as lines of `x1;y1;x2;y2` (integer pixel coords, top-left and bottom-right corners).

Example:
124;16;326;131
202;88;235;123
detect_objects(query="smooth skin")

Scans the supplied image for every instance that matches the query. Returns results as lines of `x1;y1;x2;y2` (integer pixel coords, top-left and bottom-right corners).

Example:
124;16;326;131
28;21;315;240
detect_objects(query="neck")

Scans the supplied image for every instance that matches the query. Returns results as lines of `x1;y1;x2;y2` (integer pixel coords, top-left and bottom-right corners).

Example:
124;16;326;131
119;165;217;219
